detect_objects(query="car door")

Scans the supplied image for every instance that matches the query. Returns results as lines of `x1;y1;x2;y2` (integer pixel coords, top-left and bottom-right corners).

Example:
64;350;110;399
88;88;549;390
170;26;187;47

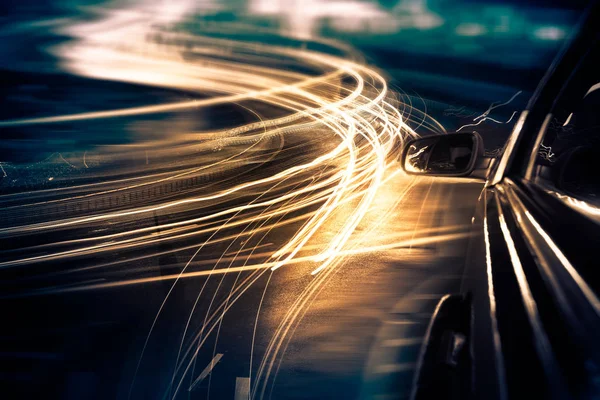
467;7;600;400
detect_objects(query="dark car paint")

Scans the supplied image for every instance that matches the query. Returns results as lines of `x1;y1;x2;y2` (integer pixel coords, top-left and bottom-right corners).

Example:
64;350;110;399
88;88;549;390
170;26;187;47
411;3;600;399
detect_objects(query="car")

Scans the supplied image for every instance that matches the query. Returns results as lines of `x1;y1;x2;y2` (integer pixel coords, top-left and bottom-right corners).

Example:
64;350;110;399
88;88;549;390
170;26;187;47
399;2;600;399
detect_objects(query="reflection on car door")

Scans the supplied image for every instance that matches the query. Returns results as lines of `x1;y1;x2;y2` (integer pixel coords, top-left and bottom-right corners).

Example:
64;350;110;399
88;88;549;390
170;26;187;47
469;20;600;399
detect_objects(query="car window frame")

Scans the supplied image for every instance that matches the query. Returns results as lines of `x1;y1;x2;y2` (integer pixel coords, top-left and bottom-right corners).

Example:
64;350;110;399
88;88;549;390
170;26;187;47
495;2;600;187
518;35;600;219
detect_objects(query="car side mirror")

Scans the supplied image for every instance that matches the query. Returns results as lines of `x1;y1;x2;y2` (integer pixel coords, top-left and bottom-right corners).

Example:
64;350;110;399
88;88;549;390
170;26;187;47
400;132;484;177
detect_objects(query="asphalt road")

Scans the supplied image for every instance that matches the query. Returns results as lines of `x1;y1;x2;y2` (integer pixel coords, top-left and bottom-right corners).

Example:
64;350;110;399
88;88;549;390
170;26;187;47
0;13;494;400
0;173;482;400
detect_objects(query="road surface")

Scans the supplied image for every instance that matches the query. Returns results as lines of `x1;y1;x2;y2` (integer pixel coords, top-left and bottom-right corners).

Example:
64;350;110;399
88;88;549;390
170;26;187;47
0;8;486;400
0;172;482;400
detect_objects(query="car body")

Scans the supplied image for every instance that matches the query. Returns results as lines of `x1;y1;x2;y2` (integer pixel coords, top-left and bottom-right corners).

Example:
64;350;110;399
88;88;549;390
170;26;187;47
401;3;600;399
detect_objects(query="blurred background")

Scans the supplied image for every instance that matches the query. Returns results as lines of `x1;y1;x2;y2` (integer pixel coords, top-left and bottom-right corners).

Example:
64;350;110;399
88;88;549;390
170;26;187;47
1;0;590;90
0;0;591;170
0;2;595;400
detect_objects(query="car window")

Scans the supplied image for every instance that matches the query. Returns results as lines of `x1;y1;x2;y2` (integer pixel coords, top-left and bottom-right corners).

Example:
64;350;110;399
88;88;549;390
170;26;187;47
528;43;600;214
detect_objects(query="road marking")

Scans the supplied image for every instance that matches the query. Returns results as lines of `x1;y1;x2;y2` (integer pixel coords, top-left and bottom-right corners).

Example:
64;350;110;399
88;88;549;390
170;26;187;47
188;353;223;391
235;377;250;400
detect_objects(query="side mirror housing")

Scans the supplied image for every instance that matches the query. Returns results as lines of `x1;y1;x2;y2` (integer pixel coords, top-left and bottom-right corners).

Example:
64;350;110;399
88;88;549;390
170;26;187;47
400;132;485;177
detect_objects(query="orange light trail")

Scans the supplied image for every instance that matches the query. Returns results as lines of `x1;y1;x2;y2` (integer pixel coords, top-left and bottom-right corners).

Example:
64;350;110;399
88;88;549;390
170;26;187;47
0;6;454;399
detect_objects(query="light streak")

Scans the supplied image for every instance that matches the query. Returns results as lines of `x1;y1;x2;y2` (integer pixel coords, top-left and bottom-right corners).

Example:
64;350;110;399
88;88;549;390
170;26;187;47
538;143;556;162
58;153;78;169
404;144;429;173
456;91;521;132
523;209;600;315
483;206;508;400
1;229;469;297
496;196;567;395
0;4;455;399
456;110;517;132
489;110;528;186
473;92;521;122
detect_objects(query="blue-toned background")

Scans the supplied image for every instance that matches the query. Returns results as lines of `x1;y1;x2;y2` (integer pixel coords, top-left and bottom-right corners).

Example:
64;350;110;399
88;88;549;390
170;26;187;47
0;0;591;162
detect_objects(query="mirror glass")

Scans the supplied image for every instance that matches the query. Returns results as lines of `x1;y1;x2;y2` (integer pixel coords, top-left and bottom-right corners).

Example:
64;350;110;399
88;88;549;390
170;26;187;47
404;133;476;175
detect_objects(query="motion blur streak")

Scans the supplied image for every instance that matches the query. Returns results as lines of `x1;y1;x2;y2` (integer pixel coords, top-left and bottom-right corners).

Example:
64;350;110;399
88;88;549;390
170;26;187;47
0;3;454;399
